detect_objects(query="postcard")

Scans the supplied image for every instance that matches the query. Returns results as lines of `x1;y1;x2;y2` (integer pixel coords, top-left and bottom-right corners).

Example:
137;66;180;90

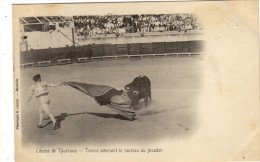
13;1;259;161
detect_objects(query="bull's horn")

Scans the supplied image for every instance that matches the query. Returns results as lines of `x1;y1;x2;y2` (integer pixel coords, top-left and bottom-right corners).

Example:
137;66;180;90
133;90;139;95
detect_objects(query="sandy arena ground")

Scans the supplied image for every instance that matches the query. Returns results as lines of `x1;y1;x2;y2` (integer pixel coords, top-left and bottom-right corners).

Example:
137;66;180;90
20;56;202;146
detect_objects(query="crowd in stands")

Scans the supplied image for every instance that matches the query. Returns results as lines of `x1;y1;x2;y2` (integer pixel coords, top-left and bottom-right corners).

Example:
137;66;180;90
73;14;201;37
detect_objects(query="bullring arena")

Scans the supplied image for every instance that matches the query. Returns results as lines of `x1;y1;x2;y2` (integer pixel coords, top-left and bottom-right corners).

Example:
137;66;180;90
19;15;204;146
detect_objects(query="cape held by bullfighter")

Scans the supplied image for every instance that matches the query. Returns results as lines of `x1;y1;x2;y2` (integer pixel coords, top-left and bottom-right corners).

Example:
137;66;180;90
65;81;136;120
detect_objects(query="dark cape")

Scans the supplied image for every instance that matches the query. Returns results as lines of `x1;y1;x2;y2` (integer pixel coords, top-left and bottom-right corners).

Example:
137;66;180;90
65;81;136;120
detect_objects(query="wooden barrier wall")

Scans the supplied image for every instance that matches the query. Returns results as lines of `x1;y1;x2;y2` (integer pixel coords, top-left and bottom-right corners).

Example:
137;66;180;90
20;40;204;67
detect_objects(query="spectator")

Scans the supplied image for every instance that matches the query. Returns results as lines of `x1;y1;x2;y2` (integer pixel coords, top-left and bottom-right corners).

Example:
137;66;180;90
73;14;201;37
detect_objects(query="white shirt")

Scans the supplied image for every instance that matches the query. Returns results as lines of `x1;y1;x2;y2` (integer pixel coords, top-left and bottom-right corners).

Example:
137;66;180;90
29;81;61;97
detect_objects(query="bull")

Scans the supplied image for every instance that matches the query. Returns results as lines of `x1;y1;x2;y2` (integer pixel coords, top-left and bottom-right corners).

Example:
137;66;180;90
125;75;151;108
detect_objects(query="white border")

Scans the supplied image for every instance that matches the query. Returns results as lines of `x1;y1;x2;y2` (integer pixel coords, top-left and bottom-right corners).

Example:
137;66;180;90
0;1;259;162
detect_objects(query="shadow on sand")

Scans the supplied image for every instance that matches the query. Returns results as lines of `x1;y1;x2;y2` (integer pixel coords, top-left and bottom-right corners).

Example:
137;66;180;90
42;112;132;129
41;101;154;129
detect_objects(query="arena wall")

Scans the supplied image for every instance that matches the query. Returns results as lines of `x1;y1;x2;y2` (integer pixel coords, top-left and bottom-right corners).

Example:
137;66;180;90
20;29;204;67
23;29;204;50
20;40;204;67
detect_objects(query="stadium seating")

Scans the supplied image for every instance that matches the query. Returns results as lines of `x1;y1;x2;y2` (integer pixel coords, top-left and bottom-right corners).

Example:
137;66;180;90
73;14;201;37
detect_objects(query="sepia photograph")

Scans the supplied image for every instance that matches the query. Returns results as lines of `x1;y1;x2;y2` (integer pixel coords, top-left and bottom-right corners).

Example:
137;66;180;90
19;11;204;145
12;1;259;161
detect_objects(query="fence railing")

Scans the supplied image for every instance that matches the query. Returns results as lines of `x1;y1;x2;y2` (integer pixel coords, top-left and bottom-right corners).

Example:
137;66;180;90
20;40;204;68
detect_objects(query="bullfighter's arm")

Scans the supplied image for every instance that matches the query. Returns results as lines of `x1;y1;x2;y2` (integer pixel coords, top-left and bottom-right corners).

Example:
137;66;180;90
27;86;34;102
47;82;64;87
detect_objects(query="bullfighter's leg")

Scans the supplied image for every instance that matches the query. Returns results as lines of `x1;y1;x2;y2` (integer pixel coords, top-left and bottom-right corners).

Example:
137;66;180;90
38;107;44;127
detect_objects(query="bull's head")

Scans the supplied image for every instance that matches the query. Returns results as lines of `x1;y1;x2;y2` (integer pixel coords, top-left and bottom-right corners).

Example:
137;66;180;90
125;85;140;107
